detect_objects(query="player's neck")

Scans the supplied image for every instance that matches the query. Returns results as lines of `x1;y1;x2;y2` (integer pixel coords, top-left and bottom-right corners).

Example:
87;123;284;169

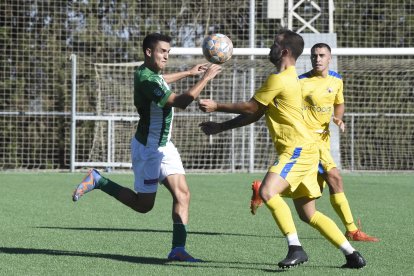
312;69;328;78
144;61;162;74
277;59;296;72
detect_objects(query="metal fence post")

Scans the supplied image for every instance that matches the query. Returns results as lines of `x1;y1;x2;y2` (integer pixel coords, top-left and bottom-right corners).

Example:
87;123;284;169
70;54;77;172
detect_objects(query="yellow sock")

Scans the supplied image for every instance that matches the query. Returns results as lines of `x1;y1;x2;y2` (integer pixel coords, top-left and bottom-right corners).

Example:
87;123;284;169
330;193;358;232
265;194;297;235
309;211;347;248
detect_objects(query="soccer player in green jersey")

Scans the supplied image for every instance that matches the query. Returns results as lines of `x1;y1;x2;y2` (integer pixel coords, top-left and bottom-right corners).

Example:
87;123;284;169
298;43;379;242
72;33;222;262
198;29;366;269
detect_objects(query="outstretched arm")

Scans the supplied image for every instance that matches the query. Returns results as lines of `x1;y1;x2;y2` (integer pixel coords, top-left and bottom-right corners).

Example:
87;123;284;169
199;103;266;135
333;103;345;132
163;63;209;84
165;64;222;110
199;97;260;115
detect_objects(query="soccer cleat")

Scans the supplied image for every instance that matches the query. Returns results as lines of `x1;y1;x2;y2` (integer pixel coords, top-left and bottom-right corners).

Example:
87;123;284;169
277;245;308;269
250;180;263;215
72;169;101;202
341;251;366;269
167;247;201;262
345;219;379;242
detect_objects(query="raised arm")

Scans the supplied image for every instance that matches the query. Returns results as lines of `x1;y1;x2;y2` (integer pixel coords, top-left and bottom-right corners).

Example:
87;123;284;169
163;63;209;84
165;64;222;110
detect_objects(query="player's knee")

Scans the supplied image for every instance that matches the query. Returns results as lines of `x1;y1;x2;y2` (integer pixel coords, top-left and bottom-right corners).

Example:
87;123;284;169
131;193;156;213
327;169;343;191
176;188;191;205
134;201;155;213
138;206;153;213
330;170;342;182
296;212;311;223
259;188;272;202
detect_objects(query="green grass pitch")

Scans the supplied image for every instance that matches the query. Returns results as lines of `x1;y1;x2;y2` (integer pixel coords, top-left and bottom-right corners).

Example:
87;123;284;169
0;172;412;275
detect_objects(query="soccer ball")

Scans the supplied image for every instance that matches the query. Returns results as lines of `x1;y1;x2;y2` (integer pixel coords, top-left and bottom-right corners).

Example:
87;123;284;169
202;33;233;64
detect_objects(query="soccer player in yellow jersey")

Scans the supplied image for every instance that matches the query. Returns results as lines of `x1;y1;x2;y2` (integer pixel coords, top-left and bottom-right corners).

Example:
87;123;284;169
198;29;366;269
299;43;379;242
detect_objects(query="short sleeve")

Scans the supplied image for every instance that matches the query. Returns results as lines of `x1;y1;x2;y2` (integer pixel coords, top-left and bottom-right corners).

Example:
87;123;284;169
334;79;344;104
141;79;173;108
253;74;283;106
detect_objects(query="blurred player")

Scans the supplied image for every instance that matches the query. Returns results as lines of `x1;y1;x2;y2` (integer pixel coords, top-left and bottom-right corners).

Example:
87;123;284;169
72;33;222;262
198;29;366;269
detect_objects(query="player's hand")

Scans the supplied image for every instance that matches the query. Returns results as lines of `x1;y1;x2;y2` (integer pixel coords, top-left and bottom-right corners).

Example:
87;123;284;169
202;64;222;81
199;121;223;135
199;99;218;113
189;63;209;76
333;117;345;132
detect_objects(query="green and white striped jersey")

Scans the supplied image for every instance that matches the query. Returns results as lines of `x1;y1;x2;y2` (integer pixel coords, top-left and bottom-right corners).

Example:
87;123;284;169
134;65;173;147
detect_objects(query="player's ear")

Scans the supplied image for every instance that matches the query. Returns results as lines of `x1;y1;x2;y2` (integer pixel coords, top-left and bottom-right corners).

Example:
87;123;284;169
145;48;152;58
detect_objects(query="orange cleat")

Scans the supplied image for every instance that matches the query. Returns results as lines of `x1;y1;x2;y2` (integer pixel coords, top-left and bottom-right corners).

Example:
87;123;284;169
250;180;263;215
345;219;379;242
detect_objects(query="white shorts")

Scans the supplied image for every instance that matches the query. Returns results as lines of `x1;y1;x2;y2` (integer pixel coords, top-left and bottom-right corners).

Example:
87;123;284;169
131;137;185;193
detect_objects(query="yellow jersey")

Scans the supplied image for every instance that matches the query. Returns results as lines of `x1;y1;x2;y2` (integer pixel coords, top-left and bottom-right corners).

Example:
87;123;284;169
299;70;344;132
254;66;314;154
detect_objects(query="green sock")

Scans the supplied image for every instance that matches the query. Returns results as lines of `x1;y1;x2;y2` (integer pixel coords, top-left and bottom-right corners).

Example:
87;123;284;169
98;177;124;198
172;223;187;249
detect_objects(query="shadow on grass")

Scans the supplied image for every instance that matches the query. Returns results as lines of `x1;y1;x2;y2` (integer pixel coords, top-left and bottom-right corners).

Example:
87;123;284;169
0;246;289;272
35;226;279;238
0;247;342;272
0;246;168;265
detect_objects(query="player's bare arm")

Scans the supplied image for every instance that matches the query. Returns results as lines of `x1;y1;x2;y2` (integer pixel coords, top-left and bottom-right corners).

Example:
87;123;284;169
199;97;260;115
166;64;222;109
333;103;345;132
163;63;209;84
199;103;265;135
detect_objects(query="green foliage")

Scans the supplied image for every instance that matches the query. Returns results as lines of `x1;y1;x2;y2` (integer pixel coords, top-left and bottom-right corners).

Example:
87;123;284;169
0;1;413;170
335;1;413;47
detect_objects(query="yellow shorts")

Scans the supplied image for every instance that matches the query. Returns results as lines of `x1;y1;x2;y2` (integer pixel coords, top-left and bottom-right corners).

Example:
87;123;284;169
312;132;337;189
316;132;337;173
269;144;321;199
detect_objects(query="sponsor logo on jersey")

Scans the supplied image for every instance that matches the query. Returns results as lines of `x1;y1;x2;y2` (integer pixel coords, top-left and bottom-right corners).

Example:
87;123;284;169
304;105;333;113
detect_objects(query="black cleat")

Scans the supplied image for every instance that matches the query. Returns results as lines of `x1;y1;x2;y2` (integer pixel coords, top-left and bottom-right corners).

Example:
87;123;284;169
341;251;366;269
277;245;308;269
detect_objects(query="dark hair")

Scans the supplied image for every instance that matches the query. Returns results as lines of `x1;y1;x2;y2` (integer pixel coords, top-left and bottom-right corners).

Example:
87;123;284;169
275;29;304;60
142;33;172;54
311;43;331;53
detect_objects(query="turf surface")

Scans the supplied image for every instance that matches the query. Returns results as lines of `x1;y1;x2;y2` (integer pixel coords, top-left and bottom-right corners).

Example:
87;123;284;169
0;172;412;275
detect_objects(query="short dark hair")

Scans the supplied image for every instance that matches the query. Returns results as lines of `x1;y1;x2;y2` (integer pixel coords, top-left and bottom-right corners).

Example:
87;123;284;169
276;29;304;60
142;33;172;54
311;43;331;53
